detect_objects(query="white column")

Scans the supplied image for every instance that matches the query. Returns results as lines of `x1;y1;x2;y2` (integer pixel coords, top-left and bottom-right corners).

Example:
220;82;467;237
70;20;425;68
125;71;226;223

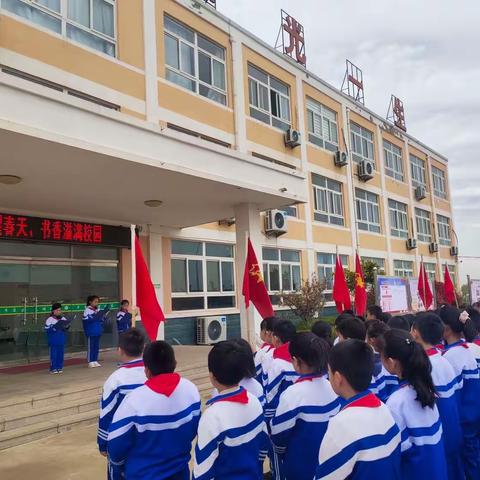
143;0;159;123
148;230;165;340
130;225;137;318
426;156;442;276
234;203;262;345
231;35;247;153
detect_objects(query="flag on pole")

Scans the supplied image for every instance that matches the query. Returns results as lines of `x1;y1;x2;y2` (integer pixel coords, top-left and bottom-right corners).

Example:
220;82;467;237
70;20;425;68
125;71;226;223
333;255;351;313
135;236;165;341
418;262;433;310
242;238;274;319
444;264;456;305
354;254;367;316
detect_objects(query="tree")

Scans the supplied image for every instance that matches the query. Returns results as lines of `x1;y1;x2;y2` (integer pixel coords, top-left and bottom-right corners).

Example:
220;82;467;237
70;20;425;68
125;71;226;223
281;275;326;329
344;260;384;308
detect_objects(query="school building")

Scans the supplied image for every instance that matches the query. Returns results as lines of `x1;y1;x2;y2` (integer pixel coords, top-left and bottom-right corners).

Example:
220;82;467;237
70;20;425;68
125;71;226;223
0;0;457;363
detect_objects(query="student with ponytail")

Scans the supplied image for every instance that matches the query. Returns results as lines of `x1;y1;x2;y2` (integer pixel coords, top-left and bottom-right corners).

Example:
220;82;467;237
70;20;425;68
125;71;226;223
439;306;480;480
379;329;448;480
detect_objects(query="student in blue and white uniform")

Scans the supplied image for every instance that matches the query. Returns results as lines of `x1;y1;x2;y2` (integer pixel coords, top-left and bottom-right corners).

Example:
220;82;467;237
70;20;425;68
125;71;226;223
98;328;146;472
467;307;480;368
366;320;398;402
311;320;334;348
44;302;70;374
439;306;480;480
108;341;201;480
380;328;448;480
255;316;278;385
411;313;463;480
83;295;108;368
116;299;132;334
315;339;401;480
271;332;340;480
193;340;268;480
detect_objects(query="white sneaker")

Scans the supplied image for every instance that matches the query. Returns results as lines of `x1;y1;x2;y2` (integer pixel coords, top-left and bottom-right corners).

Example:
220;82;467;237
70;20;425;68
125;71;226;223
50;370;58;374
88;362;96;368
57;370;63;374
94;362;102;367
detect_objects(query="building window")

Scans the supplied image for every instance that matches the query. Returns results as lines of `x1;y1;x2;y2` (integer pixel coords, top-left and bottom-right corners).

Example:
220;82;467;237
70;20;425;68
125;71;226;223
415;208;432;243
281;205;298;218
350;122;375;165
262;248;301;303
248;64;290;131
394;260;414;278
3;0;116;56
424;262;437;281
312;174;344;226
383;141;404;181
432;166;447;199
388;199;409;239
306;98;338;151
317;253;348;301
361;257;386;273
164;15;227;106
437;214;451;246
355;188;381;233
170;240;235;311
410;154;427;189
448;264;456;286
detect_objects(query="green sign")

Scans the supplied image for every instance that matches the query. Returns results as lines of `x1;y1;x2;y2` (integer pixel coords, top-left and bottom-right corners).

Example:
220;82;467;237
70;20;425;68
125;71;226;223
0;302;120;316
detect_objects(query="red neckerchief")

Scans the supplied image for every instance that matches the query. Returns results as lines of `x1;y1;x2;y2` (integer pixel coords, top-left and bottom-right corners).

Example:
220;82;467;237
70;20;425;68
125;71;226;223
273;342;291;362
426;347;439;357
207;387;249;406
296;374;324;384
343;392;381;410
444;341;469;353
121;359;144;369
473;338;480;347
434;343;445;353
261;343;273;351
88;306;98;311
145;373;180;397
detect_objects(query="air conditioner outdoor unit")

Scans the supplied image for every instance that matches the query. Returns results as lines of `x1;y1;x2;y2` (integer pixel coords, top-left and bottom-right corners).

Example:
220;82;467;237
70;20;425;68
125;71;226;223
450;246;459;257
334;150;348;167
358;160;374;181
406;238;417;250
197;316;227;345
265;209;288;237
284;128;301;148
415;186;426;201
429;242;439;253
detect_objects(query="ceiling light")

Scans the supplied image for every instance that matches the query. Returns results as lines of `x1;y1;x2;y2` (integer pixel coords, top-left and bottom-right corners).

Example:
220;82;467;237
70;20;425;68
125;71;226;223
0;175;22;185
144;200;163;208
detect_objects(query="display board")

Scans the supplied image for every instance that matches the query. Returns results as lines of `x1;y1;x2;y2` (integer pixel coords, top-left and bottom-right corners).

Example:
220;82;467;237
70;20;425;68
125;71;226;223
408;278;435;312
470;279;480;304
376;276;410;314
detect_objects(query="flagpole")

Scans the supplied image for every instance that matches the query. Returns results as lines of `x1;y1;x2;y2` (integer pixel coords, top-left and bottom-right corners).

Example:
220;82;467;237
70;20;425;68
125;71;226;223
130;225;137;325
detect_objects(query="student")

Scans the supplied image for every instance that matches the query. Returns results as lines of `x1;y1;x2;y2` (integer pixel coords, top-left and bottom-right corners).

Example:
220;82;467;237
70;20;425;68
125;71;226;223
366;320;398;402
466;307;480;368
98;329;147;461
387;315;411;331
116;300;132;334
439;306;480;480
271;333;340;480
44;302;70;374
336;316;366;342
311;320;333;348
366;305;384;322
315;339;401;479
264;320;298;421
380;329;448;480
83;295;108;368
411;313;463;480
108;341;201;480
193;341;268;480
255;316;278;384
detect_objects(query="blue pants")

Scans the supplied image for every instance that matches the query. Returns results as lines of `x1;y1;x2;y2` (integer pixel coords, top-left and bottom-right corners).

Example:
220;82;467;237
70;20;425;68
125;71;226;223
462;423;480;480
49;344;64;371
87;336;100;363
108;462;189;480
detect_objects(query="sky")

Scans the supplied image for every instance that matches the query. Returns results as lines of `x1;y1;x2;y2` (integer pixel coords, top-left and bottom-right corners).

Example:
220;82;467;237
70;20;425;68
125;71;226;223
218;0;480;283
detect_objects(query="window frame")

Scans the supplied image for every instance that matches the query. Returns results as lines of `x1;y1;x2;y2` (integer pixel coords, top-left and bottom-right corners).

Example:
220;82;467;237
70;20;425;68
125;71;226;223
383;140;404;181
281;205;298;218
393;260;414;278
317;253;349;301
437;214;451;246
355;188;381;233
415;208;432;243
410;154;427;189
388;199;409;239
350;122;375;166
432;166;447;199
306;97;339;152
424;262;437;281
262;248;301;297
312;174;345;226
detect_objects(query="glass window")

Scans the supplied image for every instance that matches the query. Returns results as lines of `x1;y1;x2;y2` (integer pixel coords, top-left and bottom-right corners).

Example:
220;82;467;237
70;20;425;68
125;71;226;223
424;262;437;281
3;0;62;33
171;259;187;293
306;98;338;151
262;248;301;300
394;260;414;278
388;199;409;239
164;15;227;106
171;240;203;256
206;261;220;292
317;253;349;299
281;205;298;218
350;122;375;165
355;188;381;233
312;174;344;226
415;208;432;243
205;243;233;258
188;260;203;292
361;257;386;273
437;215;451;246
383;140;404;181
432;166;447;199
248;64;290;131
410;155;427;189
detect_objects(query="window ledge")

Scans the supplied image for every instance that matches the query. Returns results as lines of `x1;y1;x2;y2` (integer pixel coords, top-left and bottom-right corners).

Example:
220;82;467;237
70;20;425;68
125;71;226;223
247;115;292;135
166;307;240;319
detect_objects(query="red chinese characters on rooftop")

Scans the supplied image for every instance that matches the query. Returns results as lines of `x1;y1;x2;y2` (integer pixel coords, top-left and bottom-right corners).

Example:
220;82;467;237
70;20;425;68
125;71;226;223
387;95;407;131
275;10;307;66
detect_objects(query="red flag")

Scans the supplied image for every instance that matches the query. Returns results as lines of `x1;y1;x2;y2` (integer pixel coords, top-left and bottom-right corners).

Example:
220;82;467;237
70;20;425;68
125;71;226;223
135;236;165;341
418;262;433;310
444;264;456;305
354;254;367;316
333;255;351;313
242;238;274;319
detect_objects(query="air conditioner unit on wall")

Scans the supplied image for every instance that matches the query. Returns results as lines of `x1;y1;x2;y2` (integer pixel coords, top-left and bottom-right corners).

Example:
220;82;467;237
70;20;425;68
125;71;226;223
406;238;417;250
358;160;374;181
197;316;227;345
334;150;348;167
265;209;288;237
450;246;459;257
415;186;426;201
284;128;301;148
429;242;439;253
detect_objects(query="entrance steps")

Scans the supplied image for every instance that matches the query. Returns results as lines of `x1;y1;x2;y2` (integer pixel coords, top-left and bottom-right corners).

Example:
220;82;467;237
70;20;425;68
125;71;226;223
0;362;211;450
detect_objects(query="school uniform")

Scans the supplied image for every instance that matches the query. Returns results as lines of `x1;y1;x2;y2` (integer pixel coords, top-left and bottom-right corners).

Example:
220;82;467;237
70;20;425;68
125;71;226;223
271;374;341;480
212;376;265;408
44;315;69;372
467;337;480;368
386;382;448;480
426;347;464;480
193;387;268;480
83;306;105;363
116;310;132;334
369;352;398;402
254;343;273;384
260;346;275;389
315;391;401;480
443;341;480;480
108;373;201;480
